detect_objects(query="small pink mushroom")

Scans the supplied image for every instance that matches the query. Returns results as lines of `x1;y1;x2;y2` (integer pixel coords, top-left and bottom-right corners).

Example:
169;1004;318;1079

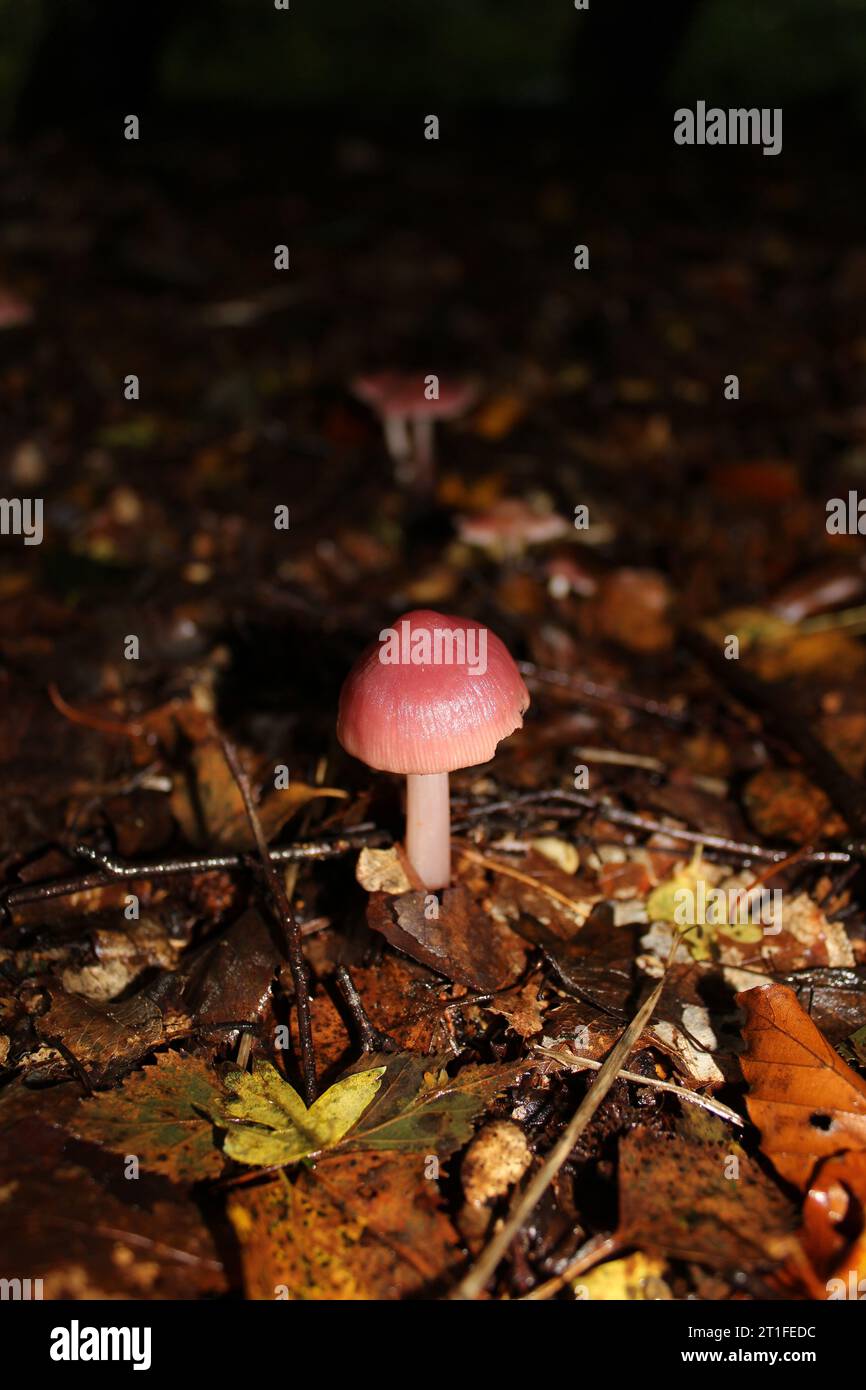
351;372;475;493
337;608;529;890
457;498;570;558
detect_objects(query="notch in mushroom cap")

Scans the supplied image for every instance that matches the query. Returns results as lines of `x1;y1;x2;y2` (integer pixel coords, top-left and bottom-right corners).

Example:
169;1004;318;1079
337;609;529;890
351;372;476;494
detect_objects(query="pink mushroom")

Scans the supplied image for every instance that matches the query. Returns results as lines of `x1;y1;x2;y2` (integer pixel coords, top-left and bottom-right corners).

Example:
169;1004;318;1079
351;372;476;492
457;498;570;558
337;608;529;890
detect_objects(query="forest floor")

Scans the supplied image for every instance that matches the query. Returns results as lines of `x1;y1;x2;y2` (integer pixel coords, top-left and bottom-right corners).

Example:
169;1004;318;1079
1;125;866;1300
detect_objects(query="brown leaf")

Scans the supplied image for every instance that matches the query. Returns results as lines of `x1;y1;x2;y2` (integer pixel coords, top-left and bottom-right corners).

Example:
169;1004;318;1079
800;1152;866;1294
0;1098;226;1299
618;1117;799;1272
366;883;526;991
737;982;866;1189
171;738;346;850
69;1052;224;1183
228;1152;459;1299
743;767;845;844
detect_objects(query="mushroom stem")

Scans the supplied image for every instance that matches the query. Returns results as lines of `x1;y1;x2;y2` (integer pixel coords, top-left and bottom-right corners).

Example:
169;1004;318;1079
412;416;436;492
405;771;451;890
383;413;412;470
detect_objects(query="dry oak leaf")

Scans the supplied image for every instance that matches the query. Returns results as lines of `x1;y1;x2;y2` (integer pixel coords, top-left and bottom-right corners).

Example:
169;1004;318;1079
228;1151;459;1300
737;982;866;1189
69;1051;224;1183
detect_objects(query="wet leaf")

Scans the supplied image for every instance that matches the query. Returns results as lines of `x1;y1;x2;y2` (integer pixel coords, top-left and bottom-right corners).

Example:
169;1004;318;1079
617;1115;799;1271
228;1151;459;1299
70;1052;224;1183
355;845;413;894
646;847;763;961
367;882;527;991
213;1060;385;1166
737;982;866;1189
576;1252;670;1301
335;1051;523;1157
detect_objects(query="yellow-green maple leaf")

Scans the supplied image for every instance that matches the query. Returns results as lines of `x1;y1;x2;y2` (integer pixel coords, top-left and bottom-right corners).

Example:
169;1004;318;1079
646;847;762;962
214;1061;385;1167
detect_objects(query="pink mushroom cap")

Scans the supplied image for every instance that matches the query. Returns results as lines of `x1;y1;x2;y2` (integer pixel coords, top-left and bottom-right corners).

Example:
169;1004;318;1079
351;372;475;420
337;608;529;775
457;498;570;550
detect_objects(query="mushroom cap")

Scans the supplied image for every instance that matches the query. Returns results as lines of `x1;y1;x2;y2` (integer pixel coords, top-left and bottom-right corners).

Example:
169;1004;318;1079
337;608;529;775
351;371;475;420
457;498;570;550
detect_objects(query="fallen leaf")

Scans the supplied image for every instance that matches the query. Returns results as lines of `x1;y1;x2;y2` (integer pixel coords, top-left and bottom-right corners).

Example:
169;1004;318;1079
744;767;845;844
228;1151;459;1299
486;978;546;1038
617;1114;799;1272
336;1051;523;1158
576;1251;670;1301
530;836;579;874
355;846;413;895
737;982;866;1188
367;882;527;991
801;1152;866;1295
646;848;763;962
171;738;346;850
213;1060;385;1166
70;1052;224;1183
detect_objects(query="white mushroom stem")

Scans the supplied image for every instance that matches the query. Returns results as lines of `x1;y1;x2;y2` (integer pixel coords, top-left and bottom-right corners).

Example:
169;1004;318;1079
411;416;436;493
383;413;412;468
405;771;451;890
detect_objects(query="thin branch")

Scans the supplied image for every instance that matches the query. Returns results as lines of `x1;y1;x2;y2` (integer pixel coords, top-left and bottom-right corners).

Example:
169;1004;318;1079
532;1044;744;1126
451;962;670;1300
334;965;397;1053
454;788;853;866
517;661;689;725
1;828;387;915
456;844;593;923
219;733;318;1105
520;1234;622;1302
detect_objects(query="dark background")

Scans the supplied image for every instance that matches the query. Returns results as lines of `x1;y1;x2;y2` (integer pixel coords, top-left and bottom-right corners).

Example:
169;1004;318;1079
2;0;866;136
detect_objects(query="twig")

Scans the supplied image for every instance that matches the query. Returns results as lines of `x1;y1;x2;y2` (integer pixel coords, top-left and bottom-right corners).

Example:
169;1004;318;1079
334;965;397;1053
517;661;689;725
456;844;593;923
520;1233;621;1301
454;789;852;866
219;733;317;1105
451;961;670;1300
532;1045;744;1126
0;828;387;915
48;682;147;739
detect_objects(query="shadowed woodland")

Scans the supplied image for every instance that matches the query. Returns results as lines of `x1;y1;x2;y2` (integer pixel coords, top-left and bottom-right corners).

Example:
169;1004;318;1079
2;0;866;1304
